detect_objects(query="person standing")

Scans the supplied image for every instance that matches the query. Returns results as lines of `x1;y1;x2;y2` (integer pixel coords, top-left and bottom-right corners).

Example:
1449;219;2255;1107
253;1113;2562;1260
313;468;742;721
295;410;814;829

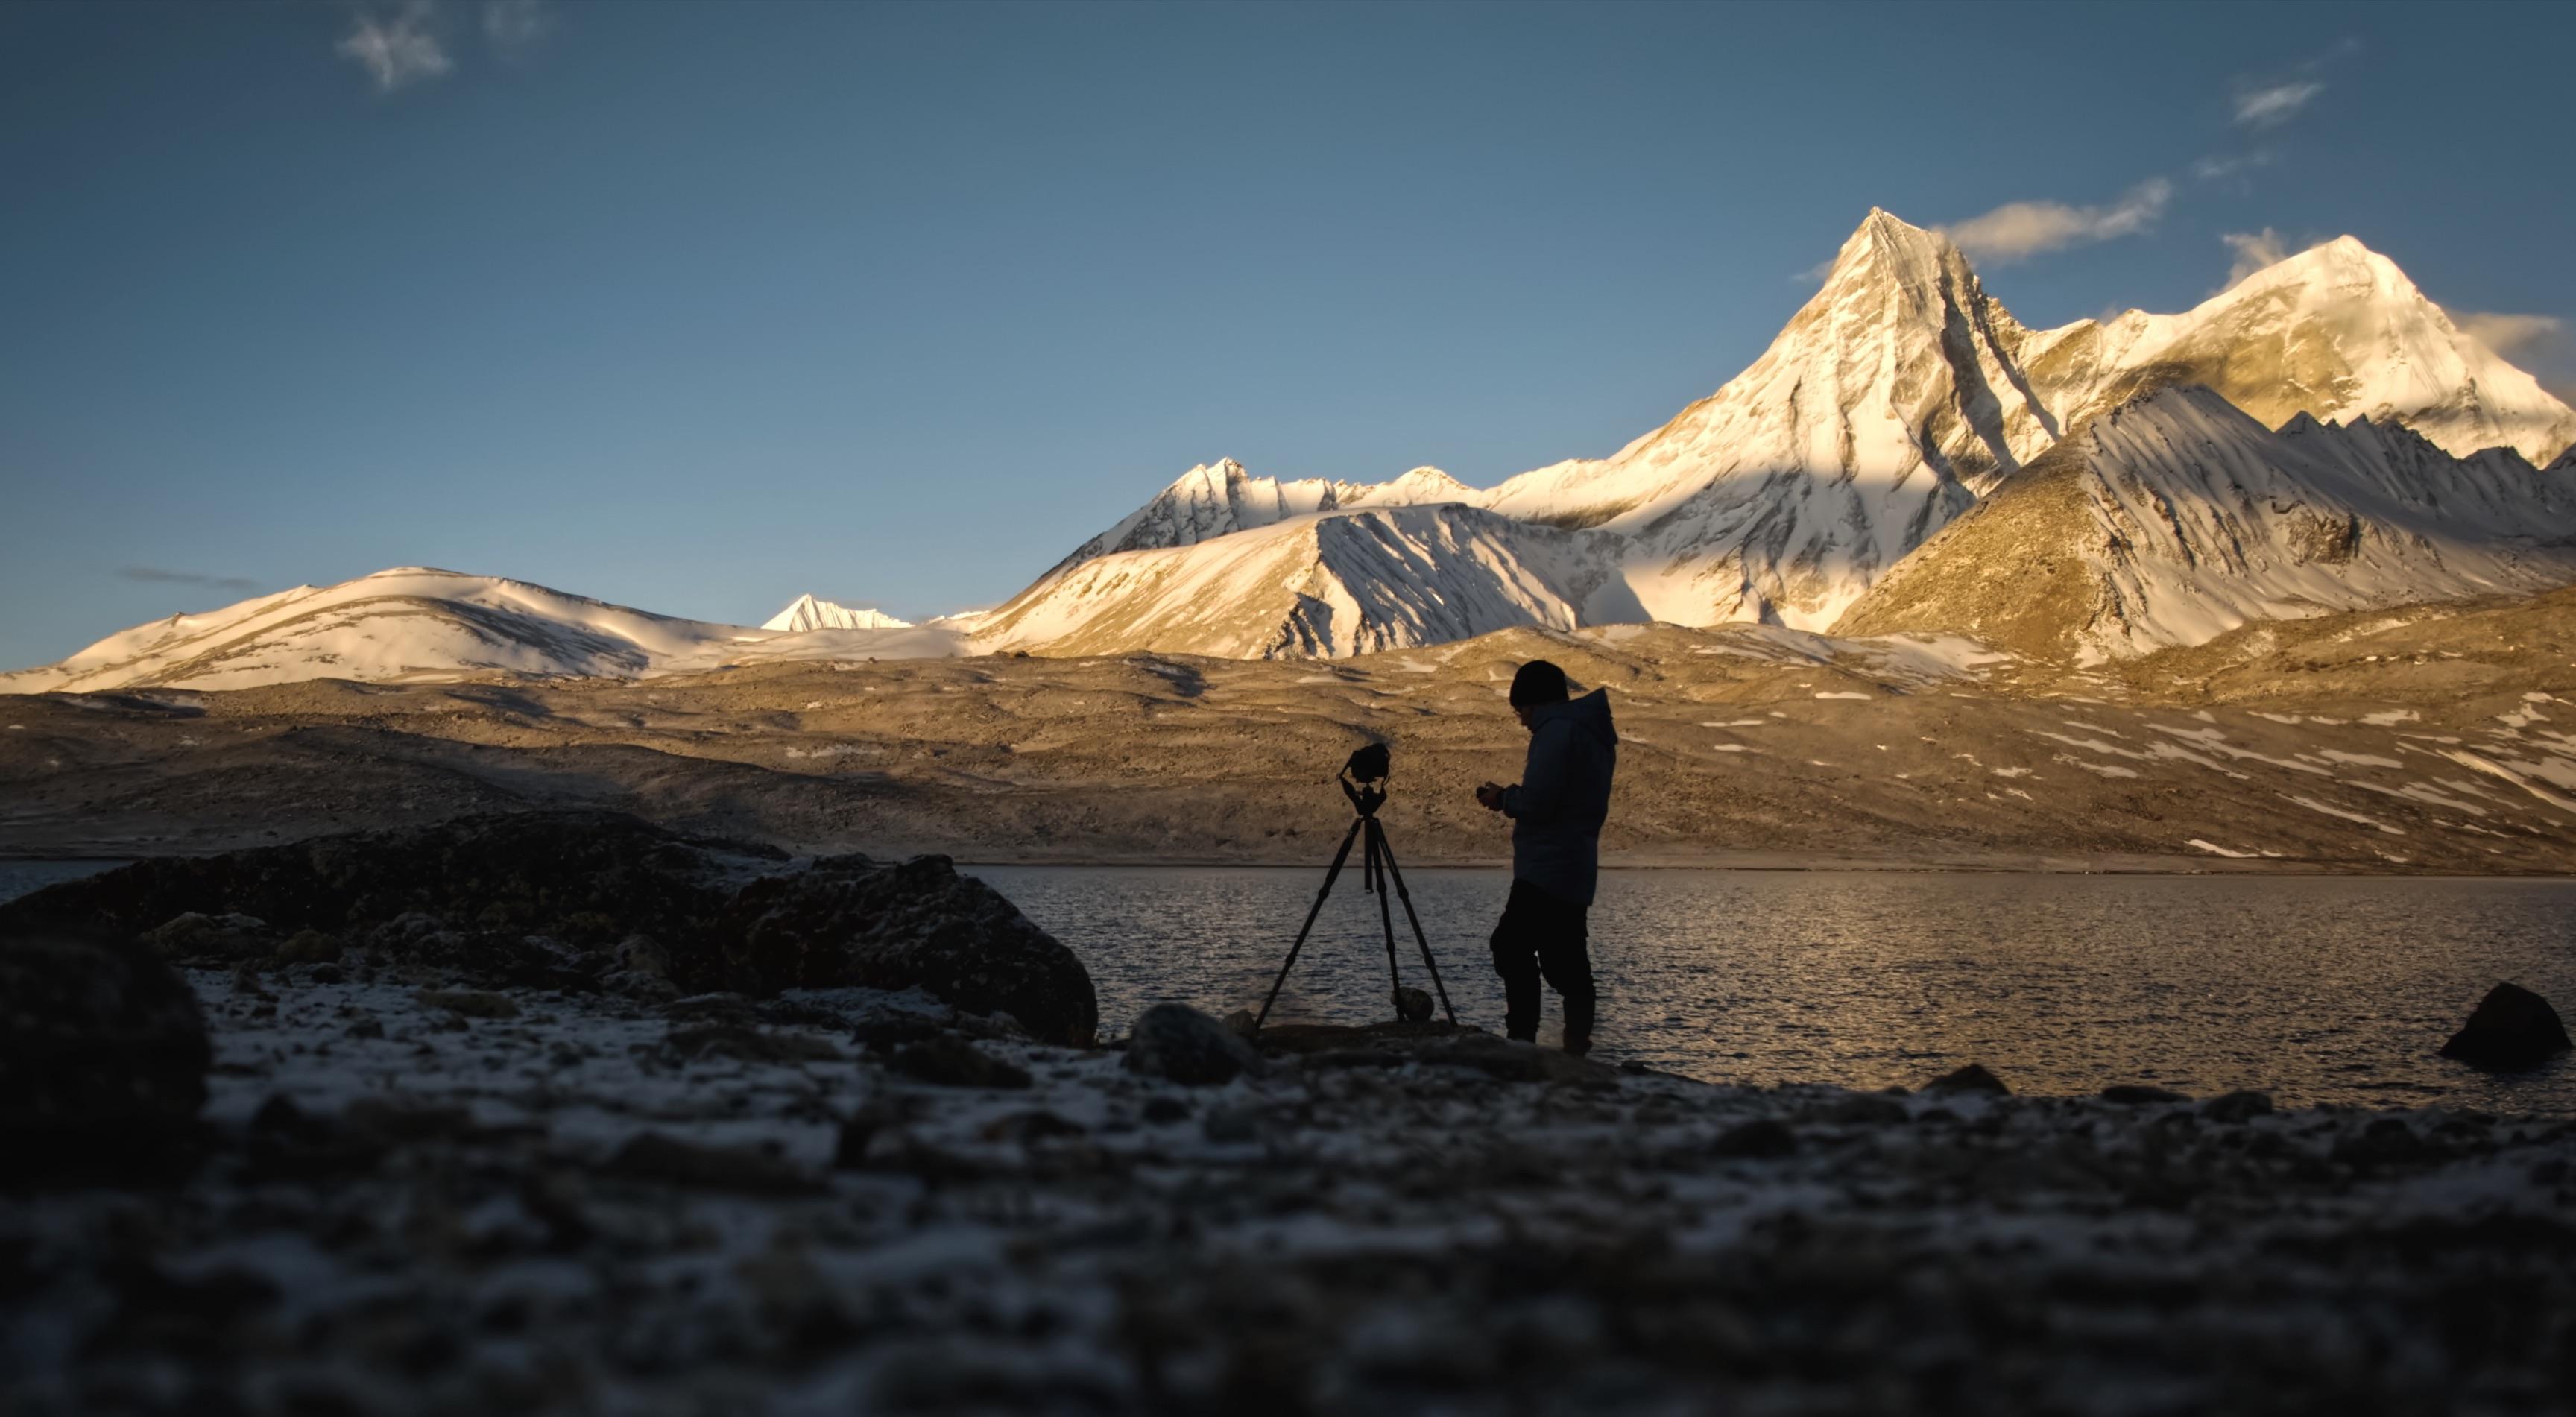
1474;659;1616;1054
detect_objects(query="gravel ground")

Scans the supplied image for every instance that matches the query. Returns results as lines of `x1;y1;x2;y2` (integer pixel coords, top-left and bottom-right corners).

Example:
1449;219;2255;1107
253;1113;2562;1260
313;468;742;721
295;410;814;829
4;968;2574;1416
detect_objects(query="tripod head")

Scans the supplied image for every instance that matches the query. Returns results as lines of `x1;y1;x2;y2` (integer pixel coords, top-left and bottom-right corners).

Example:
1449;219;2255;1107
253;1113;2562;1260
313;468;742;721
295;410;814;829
1339;742;1390;818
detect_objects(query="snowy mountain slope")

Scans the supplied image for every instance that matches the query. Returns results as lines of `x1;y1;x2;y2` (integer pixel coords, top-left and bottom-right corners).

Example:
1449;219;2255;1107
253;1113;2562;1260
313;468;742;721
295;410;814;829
1;569;965;694
976;504;1644;660
1024;215;2575;655
763;595;914;632
1479;209;2061;629
2018;236;2576;467
1037;459;1480;581
1831;386;2576;661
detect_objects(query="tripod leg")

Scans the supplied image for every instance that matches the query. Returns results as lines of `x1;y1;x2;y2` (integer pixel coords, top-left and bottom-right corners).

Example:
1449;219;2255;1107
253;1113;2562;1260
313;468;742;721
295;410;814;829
1371;827;1459;1027
1368;822;1401;1017
1254;815;1367;1032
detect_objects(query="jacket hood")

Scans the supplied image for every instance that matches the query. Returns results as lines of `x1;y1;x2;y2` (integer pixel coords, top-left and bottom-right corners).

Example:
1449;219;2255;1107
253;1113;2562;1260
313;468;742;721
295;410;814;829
1531;687;1614;747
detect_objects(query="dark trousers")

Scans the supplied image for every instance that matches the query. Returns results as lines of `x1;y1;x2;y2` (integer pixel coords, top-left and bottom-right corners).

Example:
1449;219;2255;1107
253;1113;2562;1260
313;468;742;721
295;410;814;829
1489;877;1595;1051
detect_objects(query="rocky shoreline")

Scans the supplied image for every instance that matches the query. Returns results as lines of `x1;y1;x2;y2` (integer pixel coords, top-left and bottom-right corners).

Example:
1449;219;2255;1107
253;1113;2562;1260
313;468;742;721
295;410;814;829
1;979;2572;1413
5;815;2575;1414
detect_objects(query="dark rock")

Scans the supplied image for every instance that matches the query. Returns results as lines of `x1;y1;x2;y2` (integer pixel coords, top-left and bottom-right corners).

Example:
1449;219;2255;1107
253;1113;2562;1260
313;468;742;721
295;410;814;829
416;988;521;1020
1711;1118;1799;1158
0;812;1098;1042
1813;1093;1909;1126
1222;1008;1259;1038
979;1109;1086;1143
338;1098;476;1143
1142;1096;1191;1124
1923;1064;2010;1096
274;930;344;965
1126;1003;1260;1086
0;811;759;978
1394;986;1436;1024
139;912;277;961
2102;1085;2191;1105
663;1024;845;1064
888;1034;1032;1089
2440;982;2572;1072
833;1108;894;1169
711;853;1099;1046
0;934;210;1171
602;1132;820;1194
245;1093;385;1180
1201;1106;1260;1143
1304;1033;1620;1091
2201;1090;2274;1123
664;993;760;1026
2333;1117;2438;1167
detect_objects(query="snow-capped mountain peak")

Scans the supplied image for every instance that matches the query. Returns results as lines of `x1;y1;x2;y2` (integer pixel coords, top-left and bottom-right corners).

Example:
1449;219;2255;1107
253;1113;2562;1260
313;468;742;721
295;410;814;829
2022;234;2576;466
763;595;914;633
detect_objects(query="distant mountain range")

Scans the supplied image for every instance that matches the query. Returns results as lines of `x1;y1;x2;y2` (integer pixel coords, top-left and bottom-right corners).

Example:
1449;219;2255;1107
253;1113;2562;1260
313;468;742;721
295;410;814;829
0;570;963;695
10;210;2574;691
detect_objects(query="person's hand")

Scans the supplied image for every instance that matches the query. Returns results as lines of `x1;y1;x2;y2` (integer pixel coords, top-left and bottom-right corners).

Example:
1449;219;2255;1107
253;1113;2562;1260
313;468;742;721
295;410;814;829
1474;782;1506;811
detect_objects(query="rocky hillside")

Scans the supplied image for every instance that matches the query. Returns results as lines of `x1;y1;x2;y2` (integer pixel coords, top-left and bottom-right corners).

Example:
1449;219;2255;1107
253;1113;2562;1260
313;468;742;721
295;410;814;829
1834;387;2576;660
7;598;2572;873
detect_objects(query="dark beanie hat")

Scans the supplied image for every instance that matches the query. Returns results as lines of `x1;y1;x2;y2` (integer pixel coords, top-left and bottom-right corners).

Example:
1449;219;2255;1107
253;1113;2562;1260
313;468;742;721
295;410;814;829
1509;659;1570;707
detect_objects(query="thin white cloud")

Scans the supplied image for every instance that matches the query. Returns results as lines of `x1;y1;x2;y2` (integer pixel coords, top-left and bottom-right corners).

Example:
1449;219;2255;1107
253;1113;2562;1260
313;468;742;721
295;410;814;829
1941;180;2173;264
2452;311;2563;359
2229;38;2356;130
2220;228;2290;288
482;0;554;57
2191;150;2275;182
2233;80;2323;128
338;2;452;92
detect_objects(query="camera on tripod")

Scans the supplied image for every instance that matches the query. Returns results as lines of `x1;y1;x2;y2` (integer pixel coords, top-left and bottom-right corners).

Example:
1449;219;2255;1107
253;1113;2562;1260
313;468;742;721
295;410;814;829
1252;739;1457;1034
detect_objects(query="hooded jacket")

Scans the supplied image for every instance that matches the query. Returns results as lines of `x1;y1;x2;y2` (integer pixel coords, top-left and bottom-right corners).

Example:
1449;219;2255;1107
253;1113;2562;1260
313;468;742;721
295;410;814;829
1500;688;1617;906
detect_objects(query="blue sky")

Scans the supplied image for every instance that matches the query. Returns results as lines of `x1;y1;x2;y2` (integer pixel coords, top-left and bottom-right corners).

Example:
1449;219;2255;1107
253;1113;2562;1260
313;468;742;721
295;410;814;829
4;0;2572;670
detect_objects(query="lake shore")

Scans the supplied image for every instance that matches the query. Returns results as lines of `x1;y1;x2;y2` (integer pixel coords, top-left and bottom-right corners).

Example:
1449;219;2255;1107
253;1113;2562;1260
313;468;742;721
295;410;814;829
7;965;2572;1415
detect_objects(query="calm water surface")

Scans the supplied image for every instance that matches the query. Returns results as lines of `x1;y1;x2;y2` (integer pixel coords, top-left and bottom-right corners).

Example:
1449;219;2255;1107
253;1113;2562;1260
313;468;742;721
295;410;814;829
10;859;2569;1113
973;865;2576;1114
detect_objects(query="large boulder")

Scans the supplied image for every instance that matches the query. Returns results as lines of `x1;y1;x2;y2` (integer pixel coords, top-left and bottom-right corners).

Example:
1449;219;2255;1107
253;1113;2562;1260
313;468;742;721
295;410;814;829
0;810;755;968
714;854;1098;1047
0;812;1099;1047
2440;982;2572;1072
0;935;210;1171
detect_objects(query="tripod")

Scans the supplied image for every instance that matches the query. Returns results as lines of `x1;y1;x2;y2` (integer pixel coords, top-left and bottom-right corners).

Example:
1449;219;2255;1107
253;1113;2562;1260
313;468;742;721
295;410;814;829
1252;757;1459;1032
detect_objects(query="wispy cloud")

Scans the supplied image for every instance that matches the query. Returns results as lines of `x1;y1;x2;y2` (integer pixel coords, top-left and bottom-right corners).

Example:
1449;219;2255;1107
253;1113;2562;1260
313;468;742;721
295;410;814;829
2191;150;2275;182
482;0;554;58
2230;37;2358;130
2452;311;2564;359
1941;180;2173;264
120;566;261;593
337;1;452;93
2232;81;2323;129
2220;228;2291;288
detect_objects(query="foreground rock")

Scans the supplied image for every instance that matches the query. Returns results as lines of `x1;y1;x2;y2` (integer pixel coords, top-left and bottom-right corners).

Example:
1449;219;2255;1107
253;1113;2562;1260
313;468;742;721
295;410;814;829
4;970;2572;1416
718;853;1096;1044
1125;1002;1260;1085
2442;981;2574;1071
0;810;1098;1045
0;935;209;1173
